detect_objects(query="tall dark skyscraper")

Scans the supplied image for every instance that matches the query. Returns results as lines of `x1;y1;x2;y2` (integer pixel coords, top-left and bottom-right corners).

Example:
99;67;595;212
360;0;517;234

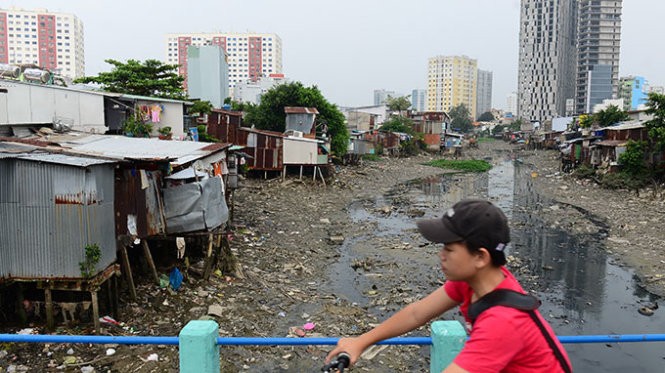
518;0;622;121
576;0;623;114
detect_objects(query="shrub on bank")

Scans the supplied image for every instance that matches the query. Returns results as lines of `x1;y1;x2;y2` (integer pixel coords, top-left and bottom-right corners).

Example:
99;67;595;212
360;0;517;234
600;172;647;190
425;159;492;172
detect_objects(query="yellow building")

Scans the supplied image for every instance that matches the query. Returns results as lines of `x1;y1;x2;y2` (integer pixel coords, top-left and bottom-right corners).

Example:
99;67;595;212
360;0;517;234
426;55;477;118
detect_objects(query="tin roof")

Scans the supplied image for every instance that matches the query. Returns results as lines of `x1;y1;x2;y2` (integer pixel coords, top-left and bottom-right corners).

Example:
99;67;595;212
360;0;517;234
238;127;284;137
284;107;319;114
10;153;116;166
10;134;231;167
594;140;628;147
605;121;646;131
0;78;193;104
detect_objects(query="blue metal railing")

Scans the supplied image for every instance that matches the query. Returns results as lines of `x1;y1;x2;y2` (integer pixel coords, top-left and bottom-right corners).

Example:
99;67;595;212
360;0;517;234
3;325;665;373
3;333;665;346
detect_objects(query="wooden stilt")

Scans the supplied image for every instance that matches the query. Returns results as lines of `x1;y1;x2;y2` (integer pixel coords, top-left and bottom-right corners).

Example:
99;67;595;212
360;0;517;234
318;166;326;187
110;275;119;319
142;240;160;285
229;190;235;223
282;166;286;181
119;245;137;300
45;288;54;331
299;165;303;180
91;290;100;334
16;283;27;325
202;233;215;280
313;166;317;182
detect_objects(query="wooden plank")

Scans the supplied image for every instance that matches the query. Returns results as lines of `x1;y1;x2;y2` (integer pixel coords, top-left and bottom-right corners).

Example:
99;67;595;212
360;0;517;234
202;233;215;280
119;245;137;300
91;290;100;334
142;240;160;285
45;288;54;331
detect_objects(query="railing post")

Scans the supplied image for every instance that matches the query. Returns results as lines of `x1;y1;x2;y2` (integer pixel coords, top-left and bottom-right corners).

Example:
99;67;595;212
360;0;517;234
179;320;220;373
430;320;466;373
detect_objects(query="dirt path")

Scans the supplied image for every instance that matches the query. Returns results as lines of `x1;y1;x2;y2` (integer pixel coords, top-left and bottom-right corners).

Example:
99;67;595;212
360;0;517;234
2;139;663;372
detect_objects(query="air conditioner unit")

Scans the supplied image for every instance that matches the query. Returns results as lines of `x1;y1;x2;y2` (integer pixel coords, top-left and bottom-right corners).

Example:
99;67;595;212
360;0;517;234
292;131;303;138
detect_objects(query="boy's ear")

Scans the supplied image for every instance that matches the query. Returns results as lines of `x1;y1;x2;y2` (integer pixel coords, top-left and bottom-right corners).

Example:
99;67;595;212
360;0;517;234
475;248;492;266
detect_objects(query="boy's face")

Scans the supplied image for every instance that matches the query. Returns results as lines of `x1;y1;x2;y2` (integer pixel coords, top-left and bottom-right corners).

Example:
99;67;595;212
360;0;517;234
438;242;480;281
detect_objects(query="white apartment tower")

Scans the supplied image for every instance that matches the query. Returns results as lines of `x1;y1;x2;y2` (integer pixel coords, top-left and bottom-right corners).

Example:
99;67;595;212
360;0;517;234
427;55;478;117
575;0;622;113
165;32;282;93
0;7;85;79
518;0;578;121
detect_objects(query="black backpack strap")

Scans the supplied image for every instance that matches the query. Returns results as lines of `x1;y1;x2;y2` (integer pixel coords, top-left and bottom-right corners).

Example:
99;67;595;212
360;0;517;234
527;310;573;373
468;289;541;322
467;289;572;373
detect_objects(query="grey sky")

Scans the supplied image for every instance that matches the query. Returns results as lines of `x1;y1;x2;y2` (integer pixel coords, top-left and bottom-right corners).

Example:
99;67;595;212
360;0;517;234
6;0;664;110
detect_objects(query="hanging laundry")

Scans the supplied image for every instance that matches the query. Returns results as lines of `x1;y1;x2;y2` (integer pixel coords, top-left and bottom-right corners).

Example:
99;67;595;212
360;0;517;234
140;105;150;122
151;104;162;122
176;237;186;259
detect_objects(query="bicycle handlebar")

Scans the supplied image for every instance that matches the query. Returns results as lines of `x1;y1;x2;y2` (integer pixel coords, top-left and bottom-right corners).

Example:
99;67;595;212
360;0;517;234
321;352;351;372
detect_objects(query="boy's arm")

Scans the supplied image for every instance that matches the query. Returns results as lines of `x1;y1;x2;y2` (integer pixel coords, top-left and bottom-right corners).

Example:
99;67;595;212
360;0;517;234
326;285;460;366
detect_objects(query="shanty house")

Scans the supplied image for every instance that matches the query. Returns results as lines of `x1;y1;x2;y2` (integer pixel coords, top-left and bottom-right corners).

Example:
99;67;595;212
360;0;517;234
0;150;117;280
284;107;318;136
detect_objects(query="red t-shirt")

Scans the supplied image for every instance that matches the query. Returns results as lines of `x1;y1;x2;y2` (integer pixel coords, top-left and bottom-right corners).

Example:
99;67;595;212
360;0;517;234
444;267;572;373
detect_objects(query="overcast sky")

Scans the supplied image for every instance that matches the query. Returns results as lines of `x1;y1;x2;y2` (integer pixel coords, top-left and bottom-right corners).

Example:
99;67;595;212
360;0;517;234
5;0;664;110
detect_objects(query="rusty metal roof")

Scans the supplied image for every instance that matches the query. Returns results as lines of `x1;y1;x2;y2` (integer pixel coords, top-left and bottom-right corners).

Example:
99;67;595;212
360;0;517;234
22;134;231;167
594;140;628;147
284;107;319;114
239;127;285;137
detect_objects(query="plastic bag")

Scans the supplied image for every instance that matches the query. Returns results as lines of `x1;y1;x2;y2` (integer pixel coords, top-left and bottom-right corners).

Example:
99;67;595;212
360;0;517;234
169;268;183;291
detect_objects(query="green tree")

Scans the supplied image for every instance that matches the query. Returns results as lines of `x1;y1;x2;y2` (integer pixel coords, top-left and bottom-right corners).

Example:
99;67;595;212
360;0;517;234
189;100;213;116
223;97;251;111
449;104;473;133
491;124;505;136
385;95;411;116
594;105;630;127
243;82;349;157
618;140;647;178
509;119;523;132
380;116;415;135
74;59;186;100
478;111;495;121
645;92;665;150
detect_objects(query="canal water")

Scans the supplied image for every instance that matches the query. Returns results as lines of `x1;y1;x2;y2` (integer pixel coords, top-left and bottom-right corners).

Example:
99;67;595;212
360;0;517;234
325;155;664;372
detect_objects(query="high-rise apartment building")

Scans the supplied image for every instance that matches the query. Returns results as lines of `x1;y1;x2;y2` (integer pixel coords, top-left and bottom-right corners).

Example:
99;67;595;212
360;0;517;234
427;55;477;117
411;89;426;112
187;45;229;108
0;7;84;79
576;0;622;113
165;32;282;93
518;0;622;121
618;76;647;111
373;89;396;105
476;69;493;118
506;92;518;115
517;0;578;122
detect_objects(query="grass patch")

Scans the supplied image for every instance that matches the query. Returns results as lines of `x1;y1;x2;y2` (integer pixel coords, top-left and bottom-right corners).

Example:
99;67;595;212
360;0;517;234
477;137;495;143
362;154;381;162
425;159;492;172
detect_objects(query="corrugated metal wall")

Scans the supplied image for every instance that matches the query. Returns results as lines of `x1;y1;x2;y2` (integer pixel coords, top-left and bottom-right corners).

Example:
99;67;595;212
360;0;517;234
0;159;116;279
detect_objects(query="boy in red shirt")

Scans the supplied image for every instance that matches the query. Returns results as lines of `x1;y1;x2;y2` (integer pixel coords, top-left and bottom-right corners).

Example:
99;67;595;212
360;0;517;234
326;199;572;372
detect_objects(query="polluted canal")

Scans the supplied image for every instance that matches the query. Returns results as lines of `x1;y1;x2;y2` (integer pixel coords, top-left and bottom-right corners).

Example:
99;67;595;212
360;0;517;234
323;155;663;372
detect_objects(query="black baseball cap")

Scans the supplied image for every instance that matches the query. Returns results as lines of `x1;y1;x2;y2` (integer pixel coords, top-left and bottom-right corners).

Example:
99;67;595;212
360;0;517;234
416;199;510;252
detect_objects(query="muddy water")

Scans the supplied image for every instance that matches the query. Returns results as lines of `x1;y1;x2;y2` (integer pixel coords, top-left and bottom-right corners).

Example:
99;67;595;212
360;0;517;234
324;157;664;372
